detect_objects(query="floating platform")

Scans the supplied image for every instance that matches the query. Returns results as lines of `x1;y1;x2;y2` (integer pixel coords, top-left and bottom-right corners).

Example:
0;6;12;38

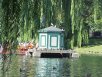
27;49;79;58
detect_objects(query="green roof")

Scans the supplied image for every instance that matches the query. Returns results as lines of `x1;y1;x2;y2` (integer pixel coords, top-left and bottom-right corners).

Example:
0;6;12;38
38;26;64;32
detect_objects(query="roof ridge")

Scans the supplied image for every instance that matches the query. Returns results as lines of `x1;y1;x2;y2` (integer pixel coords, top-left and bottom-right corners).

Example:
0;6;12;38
38;26;64;32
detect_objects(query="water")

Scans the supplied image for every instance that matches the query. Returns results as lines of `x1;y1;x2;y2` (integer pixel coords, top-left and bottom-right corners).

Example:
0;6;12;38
0;54;102;77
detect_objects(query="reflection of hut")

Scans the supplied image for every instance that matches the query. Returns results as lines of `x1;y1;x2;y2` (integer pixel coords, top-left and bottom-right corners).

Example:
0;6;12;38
38;26;64;50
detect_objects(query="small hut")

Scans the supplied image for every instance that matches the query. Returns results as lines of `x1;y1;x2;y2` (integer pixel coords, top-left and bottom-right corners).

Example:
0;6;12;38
38;26;64;50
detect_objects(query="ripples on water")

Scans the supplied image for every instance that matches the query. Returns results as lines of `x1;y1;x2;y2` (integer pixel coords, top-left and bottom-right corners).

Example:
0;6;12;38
0;54;102;77
35;58;70;77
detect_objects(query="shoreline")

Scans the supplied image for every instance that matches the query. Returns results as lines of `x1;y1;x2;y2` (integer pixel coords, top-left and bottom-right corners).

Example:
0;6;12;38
75;45;102;56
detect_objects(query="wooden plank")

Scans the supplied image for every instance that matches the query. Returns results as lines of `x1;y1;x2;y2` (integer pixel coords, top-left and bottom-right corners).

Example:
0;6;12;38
38;50;73;54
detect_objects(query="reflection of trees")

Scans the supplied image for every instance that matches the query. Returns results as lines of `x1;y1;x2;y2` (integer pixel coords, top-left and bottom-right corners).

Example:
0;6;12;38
20;56;27;77
1;54;12;77
70;56;102;77
20;56;37;77
60;59;70;77
26;58;37;77
70;59;82;77
0;54;20;77
0;54;37;77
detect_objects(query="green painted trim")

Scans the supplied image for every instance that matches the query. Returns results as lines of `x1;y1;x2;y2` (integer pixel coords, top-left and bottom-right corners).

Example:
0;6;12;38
60;35;64;47
47;34;49;49
38;32;64;49
38;34;40;47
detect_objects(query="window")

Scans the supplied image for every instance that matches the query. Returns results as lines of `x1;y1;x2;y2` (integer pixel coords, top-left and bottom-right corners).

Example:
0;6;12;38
41;35;46;46
50;36;58;47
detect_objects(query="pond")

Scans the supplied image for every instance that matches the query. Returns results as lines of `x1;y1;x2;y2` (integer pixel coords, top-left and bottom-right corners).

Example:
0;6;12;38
0;54;102;77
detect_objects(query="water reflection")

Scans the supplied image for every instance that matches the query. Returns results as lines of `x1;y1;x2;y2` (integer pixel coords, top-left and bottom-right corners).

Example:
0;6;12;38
70;55;102;77
35;58;70;77
0;54;12;77
0;55;25;77
20;56;37;77
0;55;102;77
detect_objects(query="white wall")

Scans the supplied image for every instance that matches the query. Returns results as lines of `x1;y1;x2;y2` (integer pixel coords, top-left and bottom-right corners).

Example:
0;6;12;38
39;33;47;49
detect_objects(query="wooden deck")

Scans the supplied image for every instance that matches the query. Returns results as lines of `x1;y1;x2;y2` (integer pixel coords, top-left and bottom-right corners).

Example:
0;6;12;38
27;49;78;58
39;50;73;53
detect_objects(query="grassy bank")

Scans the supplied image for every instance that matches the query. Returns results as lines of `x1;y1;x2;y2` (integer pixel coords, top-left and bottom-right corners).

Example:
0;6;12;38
75;45;102;55
75;38;102;55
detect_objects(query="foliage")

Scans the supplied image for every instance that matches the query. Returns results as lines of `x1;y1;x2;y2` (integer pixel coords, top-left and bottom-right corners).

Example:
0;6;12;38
0;0;102;50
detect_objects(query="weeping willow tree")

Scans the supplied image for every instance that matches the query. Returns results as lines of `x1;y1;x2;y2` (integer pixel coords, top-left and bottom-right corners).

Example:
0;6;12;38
19;0;30;42
33;0;41;42
51;0;62;26
70;0;94;48
0;0;102;51
81;0;93;45
0;1;20;76
40;0;62;27
70;0;83;47
70;0;102;48
94;0;99;24
0;0;2;43
40;0;52;27
93;0;102;31
18;0;41;42
1;0;20;52
62;0;71;49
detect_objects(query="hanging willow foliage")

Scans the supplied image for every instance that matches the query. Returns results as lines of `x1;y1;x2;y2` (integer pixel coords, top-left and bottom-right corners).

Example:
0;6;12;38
0;0;102;50
1;0;20;51
18;0;41;42
62;0;72;49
